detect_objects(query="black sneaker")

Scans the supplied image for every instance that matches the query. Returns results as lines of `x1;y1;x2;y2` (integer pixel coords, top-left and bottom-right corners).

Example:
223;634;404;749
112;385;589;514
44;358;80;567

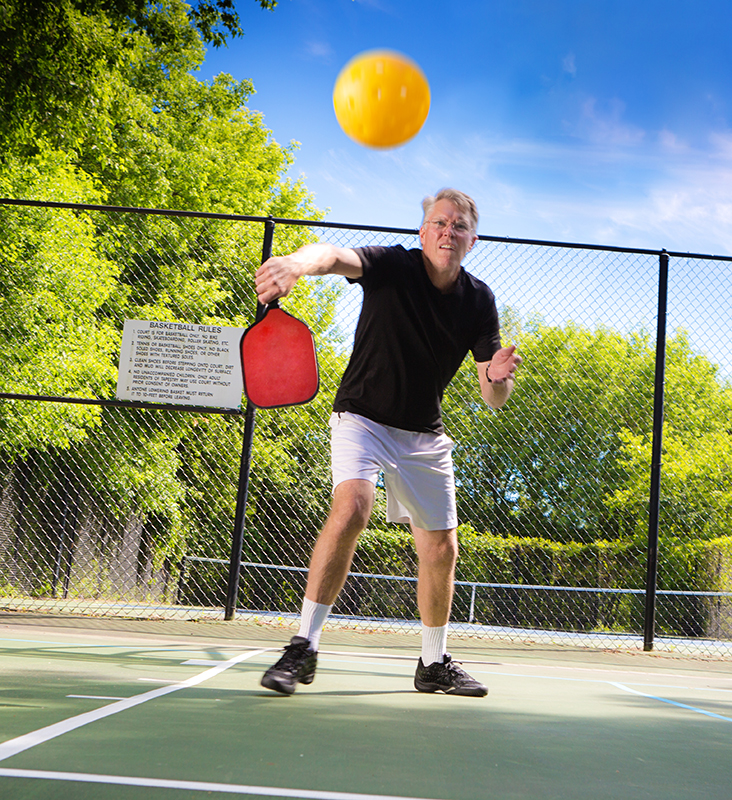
261;636;317;695
414;653;488;697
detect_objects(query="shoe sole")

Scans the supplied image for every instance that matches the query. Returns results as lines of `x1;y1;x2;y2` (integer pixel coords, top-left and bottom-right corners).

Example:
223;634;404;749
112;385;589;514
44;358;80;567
414;679;488;697
261;673;296;695
261;670;316;695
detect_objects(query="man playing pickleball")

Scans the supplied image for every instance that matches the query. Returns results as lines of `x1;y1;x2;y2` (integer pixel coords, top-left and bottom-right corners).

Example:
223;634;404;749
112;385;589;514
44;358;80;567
255;188;521;696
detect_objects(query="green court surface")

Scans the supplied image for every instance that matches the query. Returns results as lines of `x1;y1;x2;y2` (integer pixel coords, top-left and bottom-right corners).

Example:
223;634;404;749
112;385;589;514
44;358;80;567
1;613;731;800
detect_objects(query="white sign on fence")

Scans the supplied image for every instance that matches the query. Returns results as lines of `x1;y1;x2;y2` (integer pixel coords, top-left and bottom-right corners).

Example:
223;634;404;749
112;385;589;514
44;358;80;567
116;320;246;409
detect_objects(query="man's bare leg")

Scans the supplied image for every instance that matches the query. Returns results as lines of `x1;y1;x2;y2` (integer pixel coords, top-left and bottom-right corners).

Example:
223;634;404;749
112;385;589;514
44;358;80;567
411;525;458;628
304;478;374;605
261;479;374;695
411;525;487;696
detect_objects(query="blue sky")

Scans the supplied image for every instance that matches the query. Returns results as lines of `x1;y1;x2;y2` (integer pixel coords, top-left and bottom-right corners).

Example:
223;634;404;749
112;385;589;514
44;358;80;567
198;0;732;255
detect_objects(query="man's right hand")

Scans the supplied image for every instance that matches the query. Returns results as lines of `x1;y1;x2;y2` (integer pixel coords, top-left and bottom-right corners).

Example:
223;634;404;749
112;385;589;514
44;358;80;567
255;255;301;305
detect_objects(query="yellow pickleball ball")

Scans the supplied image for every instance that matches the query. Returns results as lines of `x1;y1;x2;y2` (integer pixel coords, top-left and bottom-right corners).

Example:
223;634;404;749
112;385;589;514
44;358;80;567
333;50;431;149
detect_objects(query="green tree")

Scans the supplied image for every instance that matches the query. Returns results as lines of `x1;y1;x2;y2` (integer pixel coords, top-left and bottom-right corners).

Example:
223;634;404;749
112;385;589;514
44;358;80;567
446;314;732;551
0;153;119;454
445;317;657;542
0;0;275;157
605;332;732;542
0;0;341;598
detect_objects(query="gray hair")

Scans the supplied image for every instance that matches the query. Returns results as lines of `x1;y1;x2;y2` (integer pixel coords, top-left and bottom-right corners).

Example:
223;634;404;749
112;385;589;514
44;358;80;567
421;188;479;232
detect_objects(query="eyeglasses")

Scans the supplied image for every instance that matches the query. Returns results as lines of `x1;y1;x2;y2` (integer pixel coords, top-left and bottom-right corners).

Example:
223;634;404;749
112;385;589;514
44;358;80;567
424;218;473;235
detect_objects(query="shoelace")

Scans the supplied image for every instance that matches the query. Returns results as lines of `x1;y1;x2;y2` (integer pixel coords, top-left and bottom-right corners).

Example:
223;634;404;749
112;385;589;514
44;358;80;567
443;656;474;681
278;641;309;667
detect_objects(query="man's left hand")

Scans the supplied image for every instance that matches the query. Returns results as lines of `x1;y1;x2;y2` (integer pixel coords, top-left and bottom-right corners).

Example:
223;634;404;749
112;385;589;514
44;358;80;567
487;345;522;385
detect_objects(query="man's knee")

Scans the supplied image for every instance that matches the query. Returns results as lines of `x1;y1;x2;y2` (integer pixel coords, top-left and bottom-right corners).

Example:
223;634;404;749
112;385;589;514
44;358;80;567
414;528;458;569
433;535;459;569
328;479;374;534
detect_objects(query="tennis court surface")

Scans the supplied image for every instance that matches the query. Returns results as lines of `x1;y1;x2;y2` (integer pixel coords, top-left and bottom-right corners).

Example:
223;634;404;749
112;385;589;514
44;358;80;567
1;612;731;800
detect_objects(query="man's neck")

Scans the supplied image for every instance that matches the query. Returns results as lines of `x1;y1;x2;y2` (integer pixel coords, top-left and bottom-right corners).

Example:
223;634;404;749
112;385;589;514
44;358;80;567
422;253;461;293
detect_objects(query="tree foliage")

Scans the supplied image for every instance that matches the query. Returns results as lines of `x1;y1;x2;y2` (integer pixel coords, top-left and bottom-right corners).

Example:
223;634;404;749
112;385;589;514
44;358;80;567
445;313;732;548
605;333;732;542
0;0;274;156
0;0;332;579
0;154;119;454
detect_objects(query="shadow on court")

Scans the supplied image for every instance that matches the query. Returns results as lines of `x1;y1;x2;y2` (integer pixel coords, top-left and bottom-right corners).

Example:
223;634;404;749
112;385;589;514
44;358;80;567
0;613;731;800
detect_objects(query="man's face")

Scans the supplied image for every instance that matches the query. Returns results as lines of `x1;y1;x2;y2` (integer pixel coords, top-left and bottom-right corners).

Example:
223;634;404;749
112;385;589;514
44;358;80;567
419;199;478;276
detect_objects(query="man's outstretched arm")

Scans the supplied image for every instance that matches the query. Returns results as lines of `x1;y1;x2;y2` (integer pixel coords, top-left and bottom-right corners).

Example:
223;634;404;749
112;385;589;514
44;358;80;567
255;244;363;304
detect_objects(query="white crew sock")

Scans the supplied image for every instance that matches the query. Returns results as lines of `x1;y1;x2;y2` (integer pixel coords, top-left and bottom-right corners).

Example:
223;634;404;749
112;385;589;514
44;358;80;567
421;623;448;666
297;597;332;651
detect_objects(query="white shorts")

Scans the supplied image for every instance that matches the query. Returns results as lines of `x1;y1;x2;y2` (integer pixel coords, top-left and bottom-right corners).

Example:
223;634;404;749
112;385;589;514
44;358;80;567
329;412;457;531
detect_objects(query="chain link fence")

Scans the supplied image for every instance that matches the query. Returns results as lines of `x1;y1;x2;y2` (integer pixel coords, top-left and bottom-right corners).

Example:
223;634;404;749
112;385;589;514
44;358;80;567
0;198;730;656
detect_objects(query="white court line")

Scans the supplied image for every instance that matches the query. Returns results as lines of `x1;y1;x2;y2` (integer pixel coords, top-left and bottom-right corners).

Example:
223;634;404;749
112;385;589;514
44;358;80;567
322;659;732;696
0;768;447;800
66;695;128;701
323;650;732;687
471;667;727;690
611;682;732;722
0;648;270;763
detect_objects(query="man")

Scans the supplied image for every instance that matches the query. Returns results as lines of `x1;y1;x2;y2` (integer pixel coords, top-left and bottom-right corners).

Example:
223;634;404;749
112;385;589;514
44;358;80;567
255;188;521;697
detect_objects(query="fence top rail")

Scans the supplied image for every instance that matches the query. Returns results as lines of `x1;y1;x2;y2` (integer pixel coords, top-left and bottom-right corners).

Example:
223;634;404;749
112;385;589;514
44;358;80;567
3;197;732;263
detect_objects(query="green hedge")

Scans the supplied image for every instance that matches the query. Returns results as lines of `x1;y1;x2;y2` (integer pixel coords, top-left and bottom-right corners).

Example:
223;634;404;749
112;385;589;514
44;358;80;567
346;526;732;637
180;526;732;638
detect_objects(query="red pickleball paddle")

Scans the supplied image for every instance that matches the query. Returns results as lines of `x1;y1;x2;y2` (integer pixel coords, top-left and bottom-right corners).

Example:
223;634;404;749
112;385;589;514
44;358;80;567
240;301;319;408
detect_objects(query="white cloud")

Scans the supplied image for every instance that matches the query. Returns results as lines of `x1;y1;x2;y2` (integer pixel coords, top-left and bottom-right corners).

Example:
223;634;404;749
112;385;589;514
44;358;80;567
570;96;646;146
562;53;577;76
658;129;688;153
303;116;732;256
304;40;334;61
623;167;732;254
709;131;732;159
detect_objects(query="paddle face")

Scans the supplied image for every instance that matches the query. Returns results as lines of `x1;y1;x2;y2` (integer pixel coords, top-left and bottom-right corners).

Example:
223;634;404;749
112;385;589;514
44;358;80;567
240;305;319;408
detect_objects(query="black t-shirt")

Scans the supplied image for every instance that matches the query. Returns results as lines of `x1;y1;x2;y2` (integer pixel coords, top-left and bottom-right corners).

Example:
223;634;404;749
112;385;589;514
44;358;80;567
332;245;502;434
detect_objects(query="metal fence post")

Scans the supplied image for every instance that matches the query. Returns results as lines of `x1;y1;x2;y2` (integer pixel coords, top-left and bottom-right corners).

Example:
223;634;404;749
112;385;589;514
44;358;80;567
224;218;275;621
643;250;669;651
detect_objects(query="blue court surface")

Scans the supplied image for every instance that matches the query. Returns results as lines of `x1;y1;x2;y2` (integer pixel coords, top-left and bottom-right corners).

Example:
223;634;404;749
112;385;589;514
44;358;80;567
1;613;731;799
